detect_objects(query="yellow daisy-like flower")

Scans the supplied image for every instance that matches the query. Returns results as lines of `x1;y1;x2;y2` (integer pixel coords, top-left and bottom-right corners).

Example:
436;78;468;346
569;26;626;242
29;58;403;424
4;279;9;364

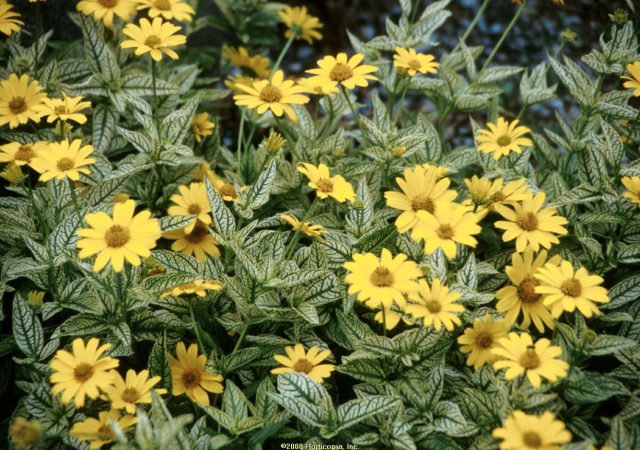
76;200;161;272
494;191;569;253
411;202;482;259
261;129;286;154
35;93;91;125
27;291;45;306
306;52;378;90
622;61;640;97
9;417;43;450
163;220;221;262
277;5;323;44
405;279;464;331
421;163;449;178
160;279;223;298
476;117;533;160
197;165;241;202
76;0;137;27
393;48;439;77
297;162;355;203
168;182;212;234
0;74;47;129
168;342;224;405
121;17;187;62
222;46;271;78
374;307;411;330
70;410;137;450
234;70;309;122
621;176;640;206
492;332;569;388
271;344;335;383
343;248;421;309
0;1;23;36
384;164;458;233
0;141;48;167
0;163;23;183
492;410;571;450
281;213;328;240
191;112;215;143
298;76;339;96
464;176;530;214
29;139;95;182
496;247;561;332
534;260;609;319
458;315;511;370
136;0;195;22
224;74;257;94
50;337;119;408
103;369;166;414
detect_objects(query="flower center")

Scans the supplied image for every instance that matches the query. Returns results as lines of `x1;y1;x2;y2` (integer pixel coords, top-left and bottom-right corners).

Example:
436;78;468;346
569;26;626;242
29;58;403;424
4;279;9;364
144;35;162;48
154;0;171;10
56;157;75;171
293;358;314;374
408;59;422;70
522;430;543;448
490;191;506;203
98;0;117;8
187;204;201;215
182;369;202;388
436;224;454;240
105;225;130;248
475;332;493;349
73;363;94;382
560;277;582;297
54;105;67;115
411;194;435;213
121;387;140;403
96;425;114;442
496;135;512;147
185;222;208;243
329;63;353;82
315;177;334;193
14;145;35;162
517;277;541;304
425;299;442;313
9;97;27;115
259;85;282;103
516;212;538;231
519;346;541;370
219;183;237;199
370;267;394;287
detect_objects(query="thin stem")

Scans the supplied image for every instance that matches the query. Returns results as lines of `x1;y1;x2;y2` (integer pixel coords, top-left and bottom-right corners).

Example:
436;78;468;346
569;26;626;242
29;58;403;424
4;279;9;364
479;0;527;75
67;178;82;218
392;78;410;126
116;271;126;320
282;197;318;261
236;109;246;177
24;177;48;236
151;59;161;137
341;85;365;135
272;34;296;73
381;308;387;338
232;323;249;352
452;0;491;54
190;302;207;354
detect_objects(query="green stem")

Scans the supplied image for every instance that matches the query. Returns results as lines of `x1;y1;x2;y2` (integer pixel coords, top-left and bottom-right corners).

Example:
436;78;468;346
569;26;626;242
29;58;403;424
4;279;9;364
190;302;207;354
283;197;318;261
116;271;126;320
232;323;249;352
381;308;387;338
67;178;82;218
392;79;410;126
236;109;246;177
272;34;296;73
452;0;491;54
479;0;527;75
341;85;365;134
151;59;161;137
24;177;48;236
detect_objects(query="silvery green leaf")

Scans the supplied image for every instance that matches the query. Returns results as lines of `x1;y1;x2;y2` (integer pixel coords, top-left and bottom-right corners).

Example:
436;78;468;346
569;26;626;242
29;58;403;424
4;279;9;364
12;294;44;359
336;395;400;431
205;178;236;237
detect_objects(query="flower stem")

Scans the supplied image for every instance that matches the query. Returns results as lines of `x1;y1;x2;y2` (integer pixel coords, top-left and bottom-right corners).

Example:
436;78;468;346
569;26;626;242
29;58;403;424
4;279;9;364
283;197;318;261
67;178;82;218
381;308;388;337
341;85;365;134
479;0;527;75
232;323;249;352
272;34;296;73
236;109;246;177
189;301;207;355
151;59;161;136
392;79;410;127
451;0;491;54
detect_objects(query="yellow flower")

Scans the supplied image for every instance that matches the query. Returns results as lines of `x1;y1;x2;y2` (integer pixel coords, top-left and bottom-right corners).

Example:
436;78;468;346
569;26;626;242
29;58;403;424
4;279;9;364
405;279;464;331
103;369;166;414
492;410;571;450
121;17;187;62
163;220;221;262
0;1;23;36
622;61;640;97
281;213;328;239
0;163;23;183
492;332;569;388
0;74;47;129
393;48;439;77
343;248;421;309
35;93;91;125
29;139;95;182
50;337;119;408
374;307;411;330
27;291;45;306
77;200;161;272
191;112;215;143
476;117;533;160
136;0;195;22
464;176;530;214
496;247;561;332
9;417;42;450
168;182;212;233
494;192;568;253
168;342;224;405
0;141;48;166
224;74;257;94
222;46;271;78
621;176;640;206
271;344;335;383
306;52;378;90
384;164;458;233
234;70;309;122
261;129;286;154
76;0;137;27
411;202;482;259
298;76;339;96
70;410;137;450
277;5;323;44
160;279;223;298
534;259;609;319
197;165;240;201
297;162;355;203
458;315;511;369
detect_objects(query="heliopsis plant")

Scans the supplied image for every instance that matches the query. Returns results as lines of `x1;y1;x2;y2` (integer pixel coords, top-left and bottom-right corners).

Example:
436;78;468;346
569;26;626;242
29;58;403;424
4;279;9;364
0;74;47;129
476;117;533;160
271;344;335;383
168;342;224;405
121;17;187;61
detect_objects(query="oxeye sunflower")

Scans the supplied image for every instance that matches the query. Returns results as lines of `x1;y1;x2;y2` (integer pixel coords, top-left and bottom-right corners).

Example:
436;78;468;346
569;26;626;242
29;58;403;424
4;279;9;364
457;315;511;369
160;279;223;298
222;46;271;78
280;213;328;240
0;141;49;166
167;182;212;234
233;70;310;122
306;52;378;90
393;48;439;77
622;61;640;97
76;0;137;27
374;307;411;330
298;76;339;96
29;139;95;182
163;220;221;262
464;176;530;214
0;2;23;36
136;0;195;22
297;162;355;203
476;117;533;160
191;112;215;143
0;163;22;183
9;417;42;450
224;74;257;95
405;279;465;332
492;410;571;450
0;74;47;129
168;342;224;405
494;191;569;252
277;5;323;44
70;410;136;450
121;17;187;62
621;176;640;206
103;369;166;414
197;164;241;202
36;93;91;125
271;344;335;383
